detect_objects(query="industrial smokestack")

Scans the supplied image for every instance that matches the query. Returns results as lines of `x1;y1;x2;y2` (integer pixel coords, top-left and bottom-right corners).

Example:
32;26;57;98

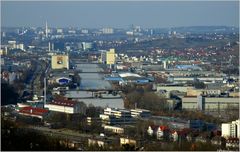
44;77;47;105
45;21;48;38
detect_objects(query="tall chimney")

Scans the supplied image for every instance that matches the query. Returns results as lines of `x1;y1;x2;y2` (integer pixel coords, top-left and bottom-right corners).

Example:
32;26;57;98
45;21;48;38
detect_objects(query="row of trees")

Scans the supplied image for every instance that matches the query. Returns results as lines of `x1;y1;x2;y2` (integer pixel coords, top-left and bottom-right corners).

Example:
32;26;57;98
125;90;167;111
121;81;225;124
44;105;104;134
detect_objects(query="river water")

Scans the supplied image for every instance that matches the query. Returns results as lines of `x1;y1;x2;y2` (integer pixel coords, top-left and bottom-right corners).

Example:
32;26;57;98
68;63;124;108
76;64;112;90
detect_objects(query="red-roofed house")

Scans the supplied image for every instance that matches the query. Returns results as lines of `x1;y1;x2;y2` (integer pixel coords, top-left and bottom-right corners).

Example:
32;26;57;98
19;107;49;119
171;131;179;141
157;126;170;140
147;125;158;136
226;137;239;149
44;99;86;114
171;128;191;141
147;125;170;140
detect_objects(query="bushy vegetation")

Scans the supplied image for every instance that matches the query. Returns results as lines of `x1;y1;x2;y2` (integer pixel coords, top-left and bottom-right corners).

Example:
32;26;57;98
123;84;167;111
125;91;167;111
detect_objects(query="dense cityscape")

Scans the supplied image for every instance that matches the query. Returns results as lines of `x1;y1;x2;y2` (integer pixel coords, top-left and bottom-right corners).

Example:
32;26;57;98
1;1;239;151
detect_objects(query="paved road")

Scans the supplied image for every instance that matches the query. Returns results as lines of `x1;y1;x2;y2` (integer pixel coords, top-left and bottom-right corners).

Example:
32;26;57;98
28;126;92;142
28;126;118;142
31;60;48;96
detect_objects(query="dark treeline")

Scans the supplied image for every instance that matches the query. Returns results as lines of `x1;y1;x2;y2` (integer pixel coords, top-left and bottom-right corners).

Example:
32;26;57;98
1;83;19;105
1;119;74;151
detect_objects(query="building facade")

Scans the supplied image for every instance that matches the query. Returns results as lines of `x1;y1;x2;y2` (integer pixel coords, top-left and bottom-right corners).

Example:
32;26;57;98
182;96;239;111
101;49;115;65
187;88;221;96
19;107;49;119
102;28;114;34
44;99;86;114
130;108;151;118
120;138;137;147
100;107;134;125
222;120;240;138
51;55;69;70
104;125;124;134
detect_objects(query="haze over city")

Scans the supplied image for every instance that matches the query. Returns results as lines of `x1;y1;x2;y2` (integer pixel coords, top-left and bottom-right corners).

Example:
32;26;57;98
1;1;239;28
1;1;239;151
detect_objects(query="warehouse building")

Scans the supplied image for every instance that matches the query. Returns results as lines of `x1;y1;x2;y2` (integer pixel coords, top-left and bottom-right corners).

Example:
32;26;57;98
104;125;124;134
19;107;49;119
100;107;134;125
44;99;86;114
168;76;224;84
186;88;221;96
182;96;239;111
130;108;151;118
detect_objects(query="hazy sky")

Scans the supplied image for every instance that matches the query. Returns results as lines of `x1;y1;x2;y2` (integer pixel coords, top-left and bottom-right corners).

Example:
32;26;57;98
1;1;239;28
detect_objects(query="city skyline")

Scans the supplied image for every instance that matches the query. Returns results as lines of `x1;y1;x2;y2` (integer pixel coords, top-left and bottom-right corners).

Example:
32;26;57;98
1;1;239;28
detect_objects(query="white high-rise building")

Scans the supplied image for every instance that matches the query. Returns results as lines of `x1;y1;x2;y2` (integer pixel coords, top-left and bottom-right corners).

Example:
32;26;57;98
2;32;6;37
134;26;141;32
48;42;51;52
17;44;24;50
102;28;114;34
163;60;167;69
222;119;240;138
100;48;115;66
57;28;63;34
81;29;88;34
81;42;93;51
8;41;16;49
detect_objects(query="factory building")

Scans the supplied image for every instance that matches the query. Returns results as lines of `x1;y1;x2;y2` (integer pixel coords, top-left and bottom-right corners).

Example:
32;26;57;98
100;107;151;125
156;85;194;93
182;96;239;111
168;76;224;83
186;88;221;96
130;108;151;118
100;107;134;125
19;107;49;119
44;99;86;114
104;125;124;134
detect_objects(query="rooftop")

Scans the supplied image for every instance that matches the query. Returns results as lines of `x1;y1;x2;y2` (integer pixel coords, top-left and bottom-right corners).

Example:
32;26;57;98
19;107;48;116
49;99;78;107
130;108;150;112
